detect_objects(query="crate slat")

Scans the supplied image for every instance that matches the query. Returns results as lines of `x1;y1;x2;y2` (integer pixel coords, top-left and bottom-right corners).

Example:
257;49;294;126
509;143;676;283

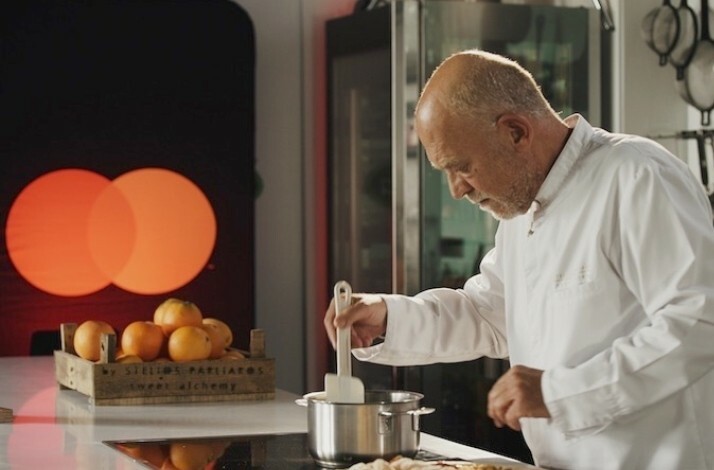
0;407;12;423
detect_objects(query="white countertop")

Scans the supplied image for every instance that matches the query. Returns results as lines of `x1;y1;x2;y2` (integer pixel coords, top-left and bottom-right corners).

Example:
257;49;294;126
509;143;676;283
0;356;525;469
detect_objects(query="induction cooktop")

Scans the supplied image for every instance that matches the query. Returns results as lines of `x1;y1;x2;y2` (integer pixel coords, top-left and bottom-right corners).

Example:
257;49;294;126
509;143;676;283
105;432;447;469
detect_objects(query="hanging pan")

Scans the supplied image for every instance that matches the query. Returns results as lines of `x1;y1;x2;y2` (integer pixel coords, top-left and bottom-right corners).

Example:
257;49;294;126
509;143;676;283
675;74;697;109
643;0;680;65
683;0;714;126
641;3;660;48
669;0;699;78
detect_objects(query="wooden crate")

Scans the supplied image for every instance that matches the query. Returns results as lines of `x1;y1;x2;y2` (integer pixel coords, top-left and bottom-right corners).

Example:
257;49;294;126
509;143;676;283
54;323;275;405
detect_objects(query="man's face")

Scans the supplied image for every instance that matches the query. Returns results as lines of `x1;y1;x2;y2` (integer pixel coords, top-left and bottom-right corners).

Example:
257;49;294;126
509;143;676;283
420;114;539;220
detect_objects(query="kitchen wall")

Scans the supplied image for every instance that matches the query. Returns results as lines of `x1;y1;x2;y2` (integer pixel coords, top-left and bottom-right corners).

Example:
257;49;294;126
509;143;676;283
233;0;700;395
228;0;354;394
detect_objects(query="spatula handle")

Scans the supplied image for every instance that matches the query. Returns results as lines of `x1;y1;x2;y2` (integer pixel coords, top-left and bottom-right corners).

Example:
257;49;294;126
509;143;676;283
334;281;353;377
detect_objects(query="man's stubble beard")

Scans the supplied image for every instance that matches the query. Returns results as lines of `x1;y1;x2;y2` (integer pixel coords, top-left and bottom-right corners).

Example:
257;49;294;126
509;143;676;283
466;163;541;221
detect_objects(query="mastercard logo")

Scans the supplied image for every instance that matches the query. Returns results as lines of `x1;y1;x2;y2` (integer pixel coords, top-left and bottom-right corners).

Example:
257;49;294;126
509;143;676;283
5;168;217;296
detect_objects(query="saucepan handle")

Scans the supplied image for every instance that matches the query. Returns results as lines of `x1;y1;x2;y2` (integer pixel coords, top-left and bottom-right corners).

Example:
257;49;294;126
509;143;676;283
378;407;436;432
409;407;436;417
378;407;436;418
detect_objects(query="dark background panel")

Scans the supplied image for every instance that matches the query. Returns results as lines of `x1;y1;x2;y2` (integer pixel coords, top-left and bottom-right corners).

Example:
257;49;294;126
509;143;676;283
0;0;256;355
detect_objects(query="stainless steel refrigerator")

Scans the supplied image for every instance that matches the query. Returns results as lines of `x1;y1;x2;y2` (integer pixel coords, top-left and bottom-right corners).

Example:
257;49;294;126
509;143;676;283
326;0;611;462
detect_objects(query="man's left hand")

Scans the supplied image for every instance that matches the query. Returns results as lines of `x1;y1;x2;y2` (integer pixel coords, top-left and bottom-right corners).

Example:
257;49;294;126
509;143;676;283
487;365;550;431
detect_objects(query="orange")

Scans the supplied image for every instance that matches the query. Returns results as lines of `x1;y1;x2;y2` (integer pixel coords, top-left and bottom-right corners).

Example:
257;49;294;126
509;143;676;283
153;297;178;324
201;318;233;349
154;298;203;337
200;323;227;360
159;457;178;470
121;321;165;361
201;318;232;359
140;445;169;467
168;326;211;362
73;320;116;361
222;349;246;360
159;457;180;470
168;442;217;470
116;354;143;364
117;443;167;467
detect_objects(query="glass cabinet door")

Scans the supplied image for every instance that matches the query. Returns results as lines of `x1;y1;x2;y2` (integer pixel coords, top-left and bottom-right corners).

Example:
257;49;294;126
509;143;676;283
327;8;396;391
330;48;392;294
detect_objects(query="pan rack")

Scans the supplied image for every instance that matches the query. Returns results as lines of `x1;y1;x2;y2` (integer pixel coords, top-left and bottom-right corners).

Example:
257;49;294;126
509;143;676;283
641;0;714;126
649;129;714;140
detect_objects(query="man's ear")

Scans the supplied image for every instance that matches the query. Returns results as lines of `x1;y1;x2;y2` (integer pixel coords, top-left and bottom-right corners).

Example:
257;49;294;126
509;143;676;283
496;114;531;148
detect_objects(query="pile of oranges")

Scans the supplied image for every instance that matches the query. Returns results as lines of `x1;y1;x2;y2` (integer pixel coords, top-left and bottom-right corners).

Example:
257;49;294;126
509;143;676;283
72;298;244;363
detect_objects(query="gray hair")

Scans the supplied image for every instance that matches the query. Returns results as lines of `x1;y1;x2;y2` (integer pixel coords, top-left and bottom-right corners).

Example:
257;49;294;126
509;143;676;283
431;49;555;124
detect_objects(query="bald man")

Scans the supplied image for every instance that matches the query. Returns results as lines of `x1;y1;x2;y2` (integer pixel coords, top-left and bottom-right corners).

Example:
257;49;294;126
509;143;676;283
324;50;714;469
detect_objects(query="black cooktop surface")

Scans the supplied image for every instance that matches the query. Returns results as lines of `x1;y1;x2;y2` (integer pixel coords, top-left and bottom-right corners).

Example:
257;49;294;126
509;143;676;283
105;432;446;469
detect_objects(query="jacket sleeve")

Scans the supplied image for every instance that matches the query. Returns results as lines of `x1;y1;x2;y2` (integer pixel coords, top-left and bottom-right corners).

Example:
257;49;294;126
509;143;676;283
541;152;714;438
352;243;509;366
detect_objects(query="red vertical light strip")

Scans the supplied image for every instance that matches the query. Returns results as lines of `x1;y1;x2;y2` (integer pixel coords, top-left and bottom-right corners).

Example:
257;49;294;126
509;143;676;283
310;2;356;391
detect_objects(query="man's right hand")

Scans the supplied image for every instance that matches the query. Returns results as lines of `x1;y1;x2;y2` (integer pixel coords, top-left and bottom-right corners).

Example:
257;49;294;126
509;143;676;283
323;293;388;349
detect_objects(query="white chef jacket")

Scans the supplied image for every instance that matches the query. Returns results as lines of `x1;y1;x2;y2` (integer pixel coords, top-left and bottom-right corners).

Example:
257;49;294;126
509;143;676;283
353;115;714;469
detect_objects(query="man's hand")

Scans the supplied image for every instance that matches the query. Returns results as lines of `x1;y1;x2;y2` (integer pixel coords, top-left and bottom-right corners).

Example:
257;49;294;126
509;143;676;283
323;294;387;349
487;365;550;431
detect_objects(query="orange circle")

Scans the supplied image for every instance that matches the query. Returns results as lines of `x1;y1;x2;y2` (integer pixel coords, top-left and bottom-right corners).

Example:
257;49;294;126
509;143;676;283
87;179;137;282
109;168;216;294
5;168;217;296
6;169;116;296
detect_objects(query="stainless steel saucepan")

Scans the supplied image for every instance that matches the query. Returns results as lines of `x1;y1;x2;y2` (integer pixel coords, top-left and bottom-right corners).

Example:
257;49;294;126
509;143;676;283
296;390;435;469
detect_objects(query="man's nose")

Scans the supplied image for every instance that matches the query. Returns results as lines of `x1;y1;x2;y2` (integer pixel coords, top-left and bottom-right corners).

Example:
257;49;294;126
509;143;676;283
445;170;472;200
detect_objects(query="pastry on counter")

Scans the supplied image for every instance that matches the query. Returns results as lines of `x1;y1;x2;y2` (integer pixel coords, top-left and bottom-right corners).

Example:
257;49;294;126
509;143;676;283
349;455;530;469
